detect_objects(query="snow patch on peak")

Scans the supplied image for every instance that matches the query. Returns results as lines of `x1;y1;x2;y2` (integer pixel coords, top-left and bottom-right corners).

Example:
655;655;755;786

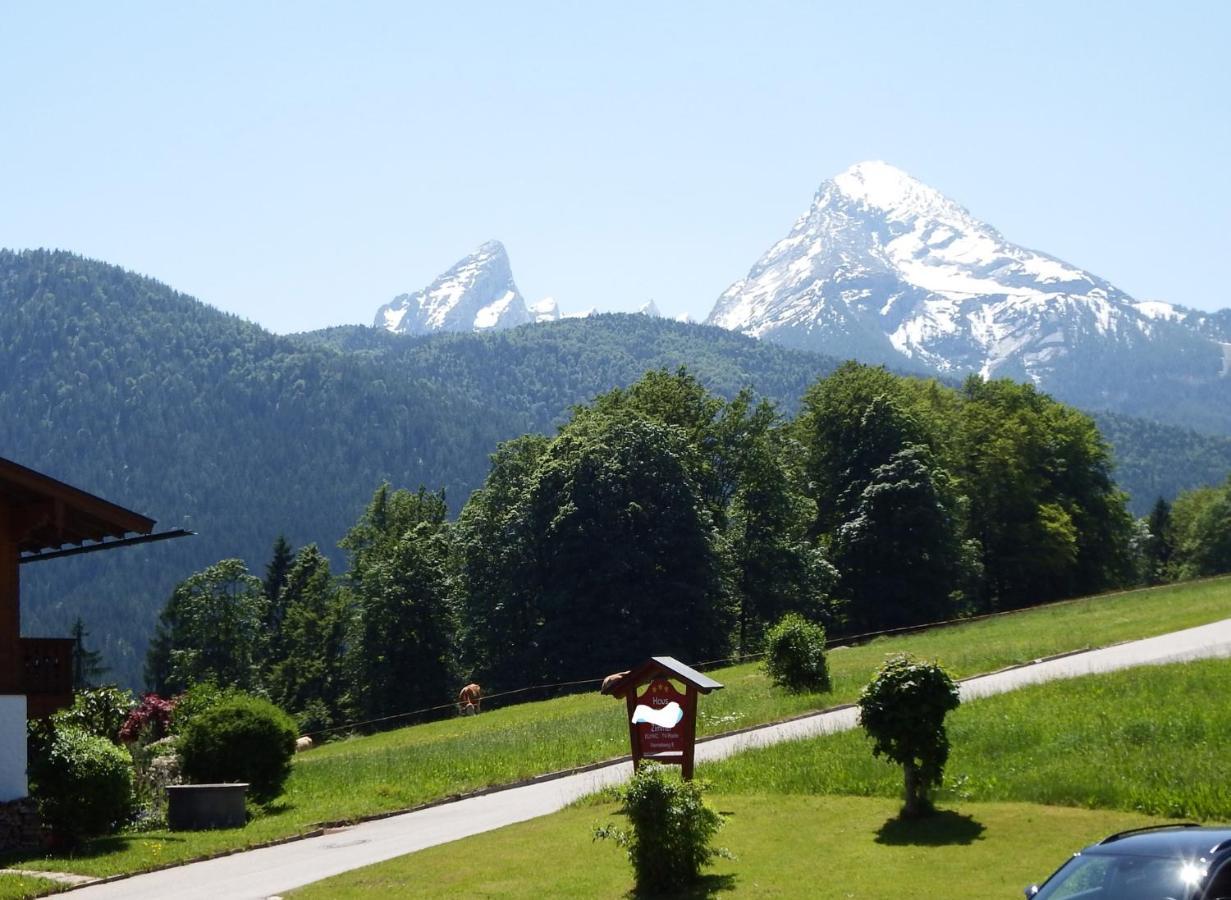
834;160;917;200
638;299;661;317
473;290;519;330
829;160;984;234
834;161;942;218
1134;299;1182;322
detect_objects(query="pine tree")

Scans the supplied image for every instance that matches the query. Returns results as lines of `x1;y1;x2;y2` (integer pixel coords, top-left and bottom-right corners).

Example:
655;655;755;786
70;617;109;689
1143;497;1174;584
263;535;295;642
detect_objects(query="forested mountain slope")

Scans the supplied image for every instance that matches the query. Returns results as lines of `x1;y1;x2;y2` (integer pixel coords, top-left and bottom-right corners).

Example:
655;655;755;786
2;250;1227;686
1;250;518;684
1;252;840;685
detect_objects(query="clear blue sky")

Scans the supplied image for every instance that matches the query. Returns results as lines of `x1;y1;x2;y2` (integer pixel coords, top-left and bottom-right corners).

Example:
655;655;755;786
1;2;1227;333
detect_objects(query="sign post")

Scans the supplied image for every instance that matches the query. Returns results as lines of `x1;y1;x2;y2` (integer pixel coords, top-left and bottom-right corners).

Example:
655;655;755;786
605;656;723;781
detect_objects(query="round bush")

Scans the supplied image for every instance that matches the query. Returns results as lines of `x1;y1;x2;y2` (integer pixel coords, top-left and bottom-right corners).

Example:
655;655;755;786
29;725;134;841
763;613;832;692
169;682;240;736
178;694;297;803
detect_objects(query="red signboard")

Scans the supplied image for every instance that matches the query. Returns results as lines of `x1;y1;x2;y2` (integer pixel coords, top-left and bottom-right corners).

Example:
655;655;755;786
610;656;723;781
634;678;687;755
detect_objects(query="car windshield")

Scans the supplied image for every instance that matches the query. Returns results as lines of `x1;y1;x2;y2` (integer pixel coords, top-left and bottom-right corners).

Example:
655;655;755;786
1034;853;1207;900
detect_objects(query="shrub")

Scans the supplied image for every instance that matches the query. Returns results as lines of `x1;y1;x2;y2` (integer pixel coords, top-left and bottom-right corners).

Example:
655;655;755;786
119;693;176;744
28;725;134;841
594;763;727;892
178;694;297;803
763;613;832;692
54;686;136;744
169;681;240;736
858;653;960;818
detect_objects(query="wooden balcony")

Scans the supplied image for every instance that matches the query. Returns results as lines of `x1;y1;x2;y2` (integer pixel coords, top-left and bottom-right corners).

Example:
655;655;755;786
22;638;73;719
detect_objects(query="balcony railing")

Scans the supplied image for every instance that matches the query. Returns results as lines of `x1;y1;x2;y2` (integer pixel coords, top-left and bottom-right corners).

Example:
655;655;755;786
22;638;73;719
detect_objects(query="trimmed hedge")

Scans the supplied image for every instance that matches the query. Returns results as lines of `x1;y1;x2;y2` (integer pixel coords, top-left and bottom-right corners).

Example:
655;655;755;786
178;694;297;803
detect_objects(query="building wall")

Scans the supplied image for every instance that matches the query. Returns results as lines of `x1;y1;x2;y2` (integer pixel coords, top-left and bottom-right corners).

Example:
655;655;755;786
0;695;27;801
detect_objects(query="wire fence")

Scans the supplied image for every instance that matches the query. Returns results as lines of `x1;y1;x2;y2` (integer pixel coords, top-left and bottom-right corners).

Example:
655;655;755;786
301;580;1168;740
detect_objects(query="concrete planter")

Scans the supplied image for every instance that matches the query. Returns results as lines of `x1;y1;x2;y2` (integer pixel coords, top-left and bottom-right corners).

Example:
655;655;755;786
166;783;248;831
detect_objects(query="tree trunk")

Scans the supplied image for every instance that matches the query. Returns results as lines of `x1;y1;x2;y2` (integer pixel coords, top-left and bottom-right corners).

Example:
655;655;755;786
902;761;922;818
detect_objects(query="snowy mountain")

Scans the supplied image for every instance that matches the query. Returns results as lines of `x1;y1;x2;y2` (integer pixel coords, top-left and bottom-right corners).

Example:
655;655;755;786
707;162;1229;403
375;241;533;335
531;297;561;323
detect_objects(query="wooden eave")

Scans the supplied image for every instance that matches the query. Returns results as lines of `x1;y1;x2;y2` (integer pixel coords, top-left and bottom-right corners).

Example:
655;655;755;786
0;456;155;556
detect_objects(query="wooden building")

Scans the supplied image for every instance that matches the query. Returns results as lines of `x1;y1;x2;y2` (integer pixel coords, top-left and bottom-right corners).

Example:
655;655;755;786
0;456;171;802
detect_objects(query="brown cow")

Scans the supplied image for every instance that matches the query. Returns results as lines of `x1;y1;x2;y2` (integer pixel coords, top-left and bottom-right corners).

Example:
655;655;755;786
458;683;482;715
600;670;630;696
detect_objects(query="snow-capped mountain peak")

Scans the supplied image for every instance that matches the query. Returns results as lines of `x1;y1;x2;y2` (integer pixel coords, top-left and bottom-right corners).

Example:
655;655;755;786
705;161;1222;385
374;241;533;335
831;160;971;227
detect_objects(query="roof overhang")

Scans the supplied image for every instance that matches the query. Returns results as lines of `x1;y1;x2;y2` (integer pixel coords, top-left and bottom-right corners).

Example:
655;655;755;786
0;456;158;556
607;656;725;700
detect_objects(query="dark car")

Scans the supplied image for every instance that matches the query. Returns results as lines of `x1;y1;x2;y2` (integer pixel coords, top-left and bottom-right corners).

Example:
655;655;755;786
1026;825;1231;899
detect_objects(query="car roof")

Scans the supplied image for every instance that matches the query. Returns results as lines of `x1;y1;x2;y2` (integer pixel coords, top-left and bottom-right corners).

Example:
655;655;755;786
1082;826;1231;859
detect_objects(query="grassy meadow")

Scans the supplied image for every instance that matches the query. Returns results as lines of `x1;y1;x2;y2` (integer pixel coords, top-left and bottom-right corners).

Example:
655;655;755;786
291;656;1231;898
4;576;1229;883
703;656;1231;821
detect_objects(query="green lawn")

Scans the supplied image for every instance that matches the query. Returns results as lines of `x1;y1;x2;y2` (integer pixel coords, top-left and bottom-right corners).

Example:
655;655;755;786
288;795;1168;899
0;875;63;900
5;576;1229;882
703;656;1231;822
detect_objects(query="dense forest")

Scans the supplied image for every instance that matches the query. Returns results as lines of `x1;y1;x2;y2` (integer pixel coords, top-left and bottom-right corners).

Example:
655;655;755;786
146;365;1146;735
3;250;1229;687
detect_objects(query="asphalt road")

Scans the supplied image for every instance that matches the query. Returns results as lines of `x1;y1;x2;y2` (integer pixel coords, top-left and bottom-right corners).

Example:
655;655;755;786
65;617;1231;899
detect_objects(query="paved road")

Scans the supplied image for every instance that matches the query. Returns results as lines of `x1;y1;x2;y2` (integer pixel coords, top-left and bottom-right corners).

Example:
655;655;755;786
67;617;1231;899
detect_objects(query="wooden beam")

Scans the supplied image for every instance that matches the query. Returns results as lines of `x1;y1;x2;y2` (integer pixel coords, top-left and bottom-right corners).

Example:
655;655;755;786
0;511;20;693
